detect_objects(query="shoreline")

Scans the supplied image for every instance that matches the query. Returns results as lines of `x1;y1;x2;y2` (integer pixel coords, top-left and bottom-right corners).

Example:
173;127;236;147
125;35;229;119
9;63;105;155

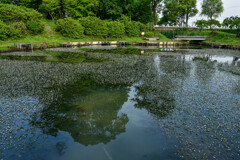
0;41;240;53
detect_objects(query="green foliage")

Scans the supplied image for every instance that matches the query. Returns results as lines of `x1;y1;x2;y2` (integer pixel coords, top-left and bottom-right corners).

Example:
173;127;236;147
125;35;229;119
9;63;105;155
56;17;85;39
0;20;9;40
97;0;125;20
131;0;152;24
0;4;42;23
27;20;45;35
201;0;224;20
117;15;131;23
159;0;198;26
39;0;60;21
64;0;99;18
124;22;140;37
9;22;28;39
107;22;125;38
208;19;221;33
237;29;240;38
222;16;240;29
195;20;208;32
135;22;149;32
144;31;156;38
79;17;108;38
210;29;237;34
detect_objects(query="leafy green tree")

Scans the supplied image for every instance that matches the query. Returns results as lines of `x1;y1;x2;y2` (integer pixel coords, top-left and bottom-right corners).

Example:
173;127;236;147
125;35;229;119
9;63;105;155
223;16;240;29
97;0;123;20
131;0;152;24
195;20;208;32
151;0;163;25
64;0;99;18
201;0;224;20
159;0;198;27
208;19;221;33
181;0;198;27
39;0;60;21
159;0;179;26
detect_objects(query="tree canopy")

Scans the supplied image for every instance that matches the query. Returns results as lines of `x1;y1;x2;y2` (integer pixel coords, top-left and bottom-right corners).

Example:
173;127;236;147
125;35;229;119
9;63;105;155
201;0;224;20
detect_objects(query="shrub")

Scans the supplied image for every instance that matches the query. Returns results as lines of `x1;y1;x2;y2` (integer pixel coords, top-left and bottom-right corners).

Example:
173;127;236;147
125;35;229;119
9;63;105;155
0;20;10;41
79;17;108;38
125;21;140;37
27;20;45;35
237;28;240;38
107;22;125;38
9;22;28;39
56;18;85;39
0;4;42;23
144;32;155;38
135;21;149;32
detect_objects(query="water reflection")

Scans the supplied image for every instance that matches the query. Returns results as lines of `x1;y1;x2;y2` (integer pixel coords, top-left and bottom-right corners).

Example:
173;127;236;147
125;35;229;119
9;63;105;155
133;55;191;119
0;48;240;160
33;78;129;146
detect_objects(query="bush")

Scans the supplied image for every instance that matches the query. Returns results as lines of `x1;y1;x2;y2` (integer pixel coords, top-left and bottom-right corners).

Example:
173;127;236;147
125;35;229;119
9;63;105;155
79;17;108;38
56;18;85;39
125;21;140;37
27;20;45;35
237;28;240;38
144;32;155;38
0;4;42;23
107;21;125;38
135;21;149;32
0;20;10;40
9;22;28;39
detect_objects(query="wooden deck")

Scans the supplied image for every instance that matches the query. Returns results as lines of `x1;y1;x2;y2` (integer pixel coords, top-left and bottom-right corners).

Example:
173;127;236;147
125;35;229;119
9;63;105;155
174;36;209;41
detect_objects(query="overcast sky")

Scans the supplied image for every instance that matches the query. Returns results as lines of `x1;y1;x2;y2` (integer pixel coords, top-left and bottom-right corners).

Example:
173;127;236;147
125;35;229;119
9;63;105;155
188;0;240;26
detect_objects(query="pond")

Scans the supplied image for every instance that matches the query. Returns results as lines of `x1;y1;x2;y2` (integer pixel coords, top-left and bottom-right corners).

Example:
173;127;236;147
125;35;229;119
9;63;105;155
0;47;240;160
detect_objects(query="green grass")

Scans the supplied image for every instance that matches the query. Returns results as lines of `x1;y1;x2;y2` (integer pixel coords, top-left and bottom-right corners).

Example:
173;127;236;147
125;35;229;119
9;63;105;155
204;32;240;45
0;20;171;51
176;30;240;45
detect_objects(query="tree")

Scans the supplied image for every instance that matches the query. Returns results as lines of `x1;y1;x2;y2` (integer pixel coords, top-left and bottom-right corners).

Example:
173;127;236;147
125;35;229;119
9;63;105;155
195;20;208;32
131;0;152;24
39;0;59;21
201;0;224;20
159;0;198;27
223;16;240;29
64;0;99;18
208;19;221;33
151;0;163;26
182;0;198;27
97;0;123;20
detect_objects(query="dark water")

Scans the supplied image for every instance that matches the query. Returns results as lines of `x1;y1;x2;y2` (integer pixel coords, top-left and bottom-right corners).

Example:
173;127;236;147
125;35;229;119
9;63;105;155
0;48;240;160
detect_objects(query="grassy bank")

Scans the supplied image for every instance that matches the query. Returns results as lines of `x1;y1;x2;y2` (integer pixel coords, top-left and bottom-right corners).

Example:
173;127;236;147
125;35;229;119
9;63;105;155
0;20;171;51
176;30;240;45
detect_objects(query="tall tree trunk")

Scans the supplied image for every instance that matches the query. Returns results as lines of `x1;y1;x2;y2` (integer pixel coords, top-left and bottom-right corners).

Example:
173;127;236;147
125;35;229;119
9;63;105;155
152;1;157;27
59;0;64;18
186;9;189;27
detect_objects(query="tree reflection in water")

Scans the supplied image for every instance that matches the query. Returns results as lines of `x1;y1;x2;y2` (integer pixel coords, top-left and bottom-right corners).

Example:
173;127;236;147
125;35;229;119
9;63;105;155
133;55;192;119
32;77;129;146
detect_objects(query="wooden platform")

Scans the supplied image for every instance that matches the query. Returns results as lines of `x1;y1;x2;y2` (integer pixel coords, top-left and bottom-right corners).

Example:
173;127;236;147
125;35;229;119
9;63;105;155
174;36;209;41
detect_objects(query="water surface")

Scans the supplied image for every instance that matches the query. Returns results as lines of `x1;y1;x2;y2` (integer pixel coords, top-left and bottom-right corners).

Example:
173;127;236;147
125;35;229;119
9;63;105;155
0;48;240;160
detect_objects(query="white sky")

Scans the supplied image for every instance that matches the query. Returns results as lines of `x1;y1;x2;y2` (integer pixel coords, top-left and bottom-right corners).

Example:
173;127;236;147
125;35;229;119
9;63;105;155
188;0;240;26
